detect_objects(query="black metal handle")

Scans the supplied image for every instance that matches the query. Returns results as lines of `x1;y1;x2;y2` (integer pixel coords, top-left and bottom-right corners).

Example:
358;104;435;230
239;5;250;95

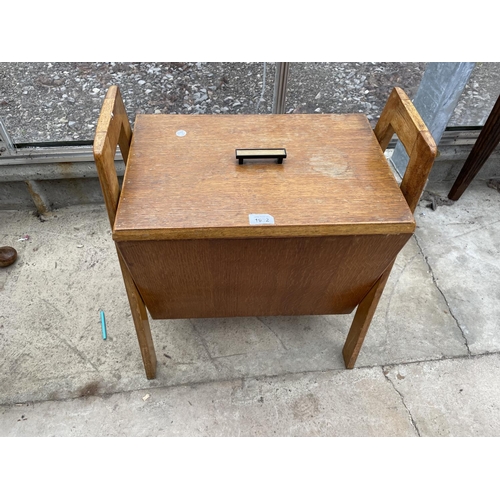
235;148;286;165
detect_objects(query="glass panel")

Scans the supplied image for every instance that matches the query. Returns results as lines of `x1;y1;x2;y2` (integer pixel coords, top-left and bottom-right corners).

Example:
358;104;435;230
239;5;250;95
0;62;275;143
5;62;499;145
447;62;500;126
285;62;427;126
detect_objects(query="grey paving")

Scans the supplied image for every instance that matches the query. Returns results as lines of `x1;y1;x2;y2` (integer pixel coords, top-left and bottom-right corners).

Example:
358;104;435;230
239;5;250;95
1;175;500;436
384;354;500;437
414;181;500;354
0;369;416;437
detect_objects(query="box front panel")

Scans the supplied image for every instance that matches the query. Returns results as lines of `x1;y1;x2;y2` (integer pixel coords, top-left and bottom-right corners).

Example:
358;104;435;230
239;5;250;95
117;234;411;319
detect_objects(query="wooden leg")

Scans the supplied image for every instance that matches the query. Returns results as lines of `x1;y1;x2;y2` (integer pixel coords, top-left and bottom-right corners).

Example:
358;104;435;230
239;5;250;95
116;245;157;379
448;93;500;201
342;261;395;369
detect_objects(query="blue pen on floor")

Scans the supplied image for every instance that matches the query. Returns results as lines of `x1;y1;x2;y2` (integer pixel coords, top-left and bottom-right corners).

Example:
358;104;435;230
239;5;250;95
100;310;107;340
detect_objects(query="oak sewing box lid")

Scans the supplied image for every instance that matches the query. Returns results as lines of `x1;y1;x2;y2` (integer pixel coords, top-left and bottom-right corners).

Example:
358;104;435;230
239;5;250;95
113;113;415;241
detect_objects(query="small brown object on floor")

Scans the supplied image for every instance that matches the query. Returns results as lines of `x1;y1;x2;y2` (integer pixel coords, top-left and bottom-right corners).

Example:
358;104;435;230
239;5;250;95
487;179;500;193
0;246;17;267
423;191;455;211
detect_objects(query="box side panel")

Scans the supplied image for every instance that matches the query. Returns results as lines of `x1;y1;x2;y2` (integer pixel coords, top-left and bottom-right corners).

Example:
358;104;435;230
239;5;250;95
117;234;411;319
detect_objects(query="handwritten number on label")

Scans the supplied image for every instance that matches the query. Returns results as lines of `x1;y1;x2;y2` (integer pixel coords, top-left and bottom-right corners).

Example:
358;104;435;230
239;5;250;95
249;214;275;225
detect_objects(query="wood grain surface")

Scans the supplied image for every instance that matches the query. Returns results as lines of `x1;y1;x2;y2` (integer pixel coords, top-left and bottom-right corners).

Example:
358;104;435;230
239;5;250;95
93;86;157;379
93;85;132;227
374;87;437;213
113;113;415;241
342;86;437;368
117;233;411;319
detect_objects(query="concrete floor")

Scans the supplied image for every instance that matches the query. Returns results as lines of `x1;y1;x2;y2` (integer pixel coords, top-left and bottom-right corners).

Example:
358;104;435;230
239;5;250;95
1;175;499;436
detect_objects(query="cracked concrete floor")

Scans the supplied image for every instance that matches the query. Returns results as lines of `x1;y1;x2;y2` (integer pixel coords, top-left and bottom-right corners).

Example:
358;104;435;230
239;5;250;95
0;177;499;436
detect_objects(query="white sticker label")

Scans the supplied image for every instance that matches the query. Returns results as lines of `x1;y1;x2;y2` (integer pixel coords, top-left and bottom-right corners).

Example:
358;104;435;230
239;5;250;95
249;214;275;225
